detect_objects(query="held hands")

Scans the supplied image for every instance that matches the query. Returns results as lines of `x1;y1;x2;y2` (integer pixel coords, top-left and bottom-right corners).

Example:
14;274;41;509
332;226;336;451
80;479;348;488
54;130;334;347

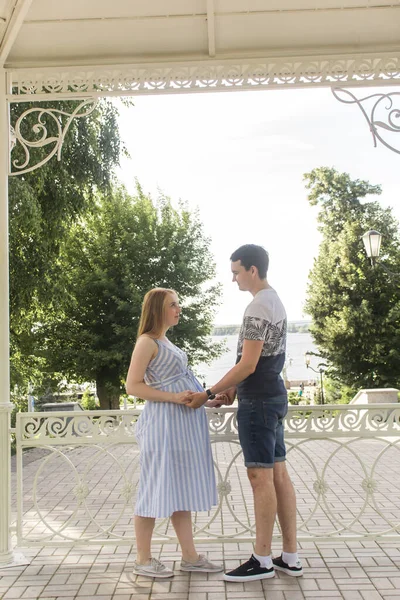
172;390;195;404
205;395;225;408
185;391;208;409
221;386;236;406
171;390;209;408
206;387;236;408
172;386;236;409
172;391;218;409
171;390;208;409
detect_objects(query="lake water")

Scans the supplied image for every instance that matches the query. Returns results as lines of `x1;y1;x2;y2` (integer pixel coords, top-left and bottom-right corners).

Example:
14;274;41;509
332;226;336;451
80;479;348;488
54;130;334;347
196;333;318;386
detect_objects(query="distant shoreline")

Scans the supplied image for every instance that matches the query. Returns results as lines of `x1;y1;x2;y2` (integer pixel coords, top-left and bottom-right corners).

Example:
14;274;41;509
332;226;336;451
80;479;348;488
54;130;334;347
212;321;311;336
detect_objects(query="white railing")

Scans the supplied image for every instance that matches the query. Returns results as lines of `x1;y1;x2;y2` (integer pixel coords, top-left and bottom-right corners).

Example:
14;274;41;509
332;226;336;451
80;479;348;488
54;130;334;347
15;404;400;547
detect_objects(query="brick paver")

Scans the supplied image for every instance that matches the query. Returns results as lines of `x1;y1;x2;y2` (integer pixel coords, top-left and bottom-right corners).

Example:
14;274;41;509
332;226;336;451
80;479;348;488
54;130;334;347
2;532;399;599
2;440;400;600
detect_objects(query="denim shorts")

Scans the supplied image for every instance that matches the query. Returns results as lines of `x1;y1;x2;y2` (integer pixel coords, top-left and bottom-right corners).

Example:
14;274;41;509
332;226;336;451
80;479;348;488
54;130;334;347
237;394;288;468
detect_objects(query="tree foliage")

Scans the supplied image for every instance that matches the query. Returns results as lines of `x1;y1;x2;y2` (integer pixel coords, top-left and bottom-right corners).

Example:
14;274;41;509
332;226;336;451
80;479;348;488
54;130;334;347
37;185;223;409
9;99;124;388
304;167;400;390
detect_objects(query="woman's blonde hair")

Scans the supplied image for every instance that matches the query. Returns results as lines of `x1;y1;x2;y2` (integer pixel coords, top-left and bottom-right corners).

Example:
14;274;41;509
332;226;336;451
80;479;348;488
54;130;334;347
137;287;176;338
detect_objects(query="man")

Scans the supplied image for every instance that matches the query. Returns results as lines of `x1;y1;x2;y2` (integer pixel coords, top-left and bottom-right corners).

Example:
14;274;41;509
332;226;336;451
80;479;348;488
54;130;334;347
186;244;302;582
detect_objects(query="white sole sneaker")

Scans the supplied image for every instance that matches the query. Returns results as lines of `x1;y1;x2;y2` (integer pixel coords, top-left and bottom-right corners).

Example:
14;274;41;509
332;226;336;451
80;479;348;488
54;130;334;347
133;559;174;578
223;570;275;582
273;556;303;577
181;564;223;573
180;554;223;573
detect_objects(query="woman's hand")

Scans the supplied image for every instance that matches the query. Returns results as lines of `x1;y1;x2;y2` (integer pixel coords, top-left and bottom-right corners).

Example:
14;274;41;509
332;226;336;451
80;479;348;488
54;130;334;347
171;390;194;404
185;391;208;409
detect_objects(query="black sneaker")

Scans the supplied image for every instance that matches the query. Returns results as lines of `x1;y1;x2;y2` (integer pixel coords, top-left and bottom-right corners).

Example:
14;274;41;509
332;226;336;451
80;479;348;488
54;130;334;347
272;555;303;577
223;555;275;582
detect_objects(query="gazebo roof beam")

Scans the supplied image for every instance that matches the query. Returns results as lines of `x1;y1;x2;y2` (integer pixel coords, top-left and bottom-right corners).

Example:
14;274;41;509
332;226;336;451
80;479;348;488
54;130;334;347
0;0;33;66
206;0;216;58
20;3;400;26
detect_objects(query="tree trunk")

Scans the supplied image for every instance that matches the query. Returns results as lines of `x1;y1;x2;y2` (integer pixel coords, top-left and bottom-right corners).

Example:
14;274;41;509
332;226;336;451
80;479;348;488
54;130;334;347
96;370;121;410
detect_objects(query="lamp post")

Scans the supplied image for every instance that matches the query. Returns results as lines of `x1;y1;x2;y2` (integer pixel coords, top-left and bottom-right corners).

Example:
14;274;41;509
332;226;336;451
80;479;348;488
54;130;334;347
362;230;400;277
305;352;325;405
362;230;382;266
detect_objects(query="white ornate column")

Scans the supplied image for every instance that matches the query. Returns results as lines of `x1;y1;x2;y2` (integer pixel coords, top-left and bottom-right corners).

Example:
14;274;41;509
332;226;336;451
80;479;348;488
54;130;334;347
0;77;97;566
0;68;27;568
0;406;13;568
0;67;13;567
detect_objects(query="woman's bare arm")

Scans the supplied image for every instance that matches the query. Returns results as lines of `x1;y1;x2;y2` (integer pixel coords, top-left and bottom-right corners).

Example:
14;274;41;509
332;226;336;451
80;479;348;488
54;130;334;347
126;336;191;404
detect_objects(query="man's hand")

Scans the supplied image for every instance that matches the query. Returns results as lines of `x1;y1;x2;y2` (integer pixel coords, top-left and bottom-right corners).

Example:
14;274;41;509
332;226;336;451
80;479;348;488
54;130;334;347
205;394;227;408
219;386;236;406
206;388;236;408
185;391;208;409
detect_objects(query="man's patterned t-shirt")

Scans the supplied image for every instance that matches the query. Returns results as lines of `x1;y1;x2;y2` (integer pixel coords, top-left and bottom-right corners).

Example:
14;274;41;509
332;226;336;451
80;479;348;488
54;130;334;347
236;288;287;398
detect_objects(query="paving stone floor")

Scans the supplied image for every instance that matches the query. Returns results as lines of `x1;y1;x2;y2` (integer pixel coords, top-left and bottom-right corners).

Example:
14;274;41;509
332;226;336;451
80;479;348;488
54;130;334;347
2;439;400;600
1;539;400;600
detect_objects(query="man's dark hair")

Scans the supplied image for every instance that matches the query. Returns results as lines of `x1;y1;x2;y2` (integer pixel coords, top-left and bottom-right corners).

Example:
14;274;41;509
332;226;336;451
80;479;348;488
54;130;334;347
230;244;269;279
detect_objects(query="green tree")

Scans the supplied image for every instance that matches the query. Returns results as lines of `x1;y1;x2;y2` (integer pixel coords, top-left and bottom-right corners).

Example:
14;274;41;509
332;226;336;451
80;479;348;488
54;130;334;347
80;389;98;411
38;185;223;409
323;377;357;405
9;99;124;389
304;167;400;391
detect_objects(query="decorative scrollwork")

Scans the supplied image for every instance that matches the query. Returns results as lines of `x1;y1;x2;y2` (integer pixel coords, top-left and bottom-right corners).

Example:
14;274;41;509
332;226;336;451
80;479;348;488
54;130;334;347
8;54;400;99
313;478;329;495
20;412;139;442
332;87;400;155
10;98;99;176
217;480;232;497
19;406;400;444
207;409;237;437
285;405;400;437
9;126;16;152
73;482;89;504
339;409;363;431
362;477;378;494
121;482;135;503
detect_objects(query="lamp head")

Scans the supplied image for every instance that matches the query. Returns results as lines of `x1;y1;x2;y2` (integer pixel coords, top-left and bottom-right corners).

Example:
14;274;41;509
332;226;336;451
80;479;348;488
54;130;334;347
362;230;382;263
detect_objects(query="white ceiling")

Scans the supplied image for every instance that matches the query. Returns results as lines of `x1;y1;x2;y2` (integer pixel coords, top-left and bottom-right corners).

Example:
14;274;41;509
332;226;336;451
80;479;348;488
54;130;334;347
1;0;400;68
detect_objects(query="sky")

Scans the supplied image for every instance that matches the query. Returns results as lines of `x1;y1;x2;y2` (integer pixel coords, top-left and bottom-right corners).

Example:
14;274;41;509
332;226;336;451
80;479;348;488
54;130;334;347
116;85;400;324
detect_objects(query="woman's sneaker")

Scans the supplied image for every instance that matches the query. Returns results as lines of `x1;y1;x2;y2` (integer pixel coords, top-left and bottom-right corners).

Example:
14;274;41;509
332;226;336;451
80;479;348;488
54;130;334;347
133;557;174;578
181;554;223;572
223;555;275;582
272;555;303;577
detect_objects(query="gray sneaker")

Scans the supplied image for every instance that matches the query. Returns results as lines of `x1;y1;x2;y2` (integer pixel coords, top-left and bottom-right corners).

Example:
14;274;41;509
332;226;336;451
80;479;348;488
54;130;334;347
133;557;174;578
180;554;223;573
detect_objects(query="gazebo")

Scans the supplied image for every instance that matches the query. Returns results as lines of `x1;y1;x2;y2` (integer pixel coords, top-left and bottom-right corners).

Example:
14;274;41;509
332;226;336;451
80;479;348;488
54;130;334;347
1;0;400;568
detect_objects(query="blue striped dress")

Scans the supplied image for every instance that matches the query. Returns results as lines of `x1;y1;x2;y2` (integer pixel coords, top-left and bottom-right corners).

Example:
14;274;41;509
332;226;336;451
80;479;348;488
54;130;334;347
134;338;217;518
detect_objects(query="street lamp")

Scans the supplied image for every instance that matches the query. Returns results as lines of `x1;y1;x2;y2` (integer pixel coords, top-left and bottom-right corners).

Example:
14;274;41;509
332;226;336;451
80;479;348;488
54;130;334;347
305;352;325;405
362;230;382;266
362;230;400;277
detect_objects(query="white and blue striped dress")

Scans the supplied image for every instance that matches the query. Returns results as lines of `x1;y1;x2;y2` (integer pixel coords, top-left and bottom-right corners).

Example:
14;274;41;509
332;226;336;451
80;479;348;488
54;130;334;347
134;338;217;518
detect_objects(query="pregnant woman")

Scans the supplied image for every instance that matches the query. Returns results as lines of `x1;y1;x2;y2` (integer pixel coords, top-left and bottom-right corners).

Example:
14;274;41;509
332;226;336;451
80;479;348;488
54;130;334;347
126;287;223;578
